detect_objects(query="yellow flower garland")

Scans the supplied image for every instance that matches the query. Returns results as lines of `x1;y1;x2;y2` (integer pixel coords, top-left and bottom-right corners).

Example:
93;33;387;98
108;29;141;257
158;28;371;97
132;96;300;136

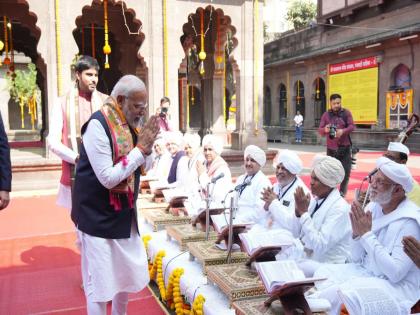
165;268;188;315
190;294;205;315
148;250;166;300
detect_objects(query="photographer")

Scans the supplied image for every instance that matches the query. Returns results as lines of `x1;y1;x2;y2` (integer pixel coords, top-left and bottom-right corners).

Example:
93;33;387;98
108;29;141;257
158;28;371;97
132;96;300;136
156;96;172;132
319;94;355;197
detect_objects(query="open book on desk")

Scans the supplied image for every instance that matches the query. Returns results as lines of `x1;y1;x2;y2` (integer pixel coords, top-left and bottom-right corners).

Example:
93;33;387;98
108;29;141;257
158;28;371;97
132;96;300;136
210;213;254;234
239;229;294;265
338;287;402;315
162;188;189;204
140;174;159;182
239;229;294;256
149;180;171;194
255;260;326;294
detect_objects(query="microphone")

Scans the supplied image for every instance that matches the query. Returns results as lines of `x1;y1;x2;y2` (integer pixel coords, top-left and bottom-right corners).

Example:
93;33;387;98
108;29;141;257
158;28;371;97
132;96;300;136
364;168;378;181
211;172;225;184
233;178;252;191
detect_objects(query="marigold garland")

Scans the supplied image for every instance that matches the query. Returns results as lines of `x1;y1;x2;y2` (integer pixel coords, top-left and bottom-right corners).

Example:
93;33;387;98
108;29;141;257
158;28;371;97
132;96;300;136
190;294;205;315
148;250;166;300
166;268;189;315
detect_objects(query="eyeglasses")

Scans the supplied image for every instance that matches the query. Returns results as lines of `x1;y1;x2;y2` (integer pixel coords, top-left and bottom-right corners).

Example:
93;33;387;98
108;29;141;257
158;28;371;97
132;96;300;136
123;96;148;109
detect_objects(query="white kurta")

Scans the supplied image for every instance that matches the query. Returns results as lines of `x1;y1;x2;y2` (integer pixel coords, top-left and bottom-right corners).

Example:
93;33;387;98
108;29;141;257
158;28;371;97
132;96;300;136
266;176;310;230
78;119;150;302
47;90;105;209
273;188;351;265
314;198;420;315
234;170;272;223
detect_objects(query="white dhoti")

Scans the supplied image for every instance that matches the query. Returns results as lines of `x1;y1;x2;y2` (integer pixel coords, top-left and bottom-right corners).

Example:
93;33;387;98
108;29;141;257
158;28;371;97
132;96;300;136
78;222;150;303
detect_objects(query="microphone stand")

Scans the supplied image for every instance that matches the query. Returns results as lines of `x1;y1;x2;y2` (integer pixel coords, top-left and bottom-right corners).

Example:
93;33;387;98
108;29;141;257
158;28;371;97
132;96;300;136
226;191;239;264
205;181;213;241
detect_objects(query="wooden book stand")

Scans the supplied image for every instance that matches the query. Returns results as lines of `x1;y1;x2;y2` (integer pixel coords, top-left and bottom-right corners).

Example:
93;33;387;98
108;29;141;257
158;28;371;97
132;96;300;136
140;180;152;194
215;225;248;248
152;189;165;203
191;208;225;231
264;282;314;315
245;246;283;267
166;197;188;216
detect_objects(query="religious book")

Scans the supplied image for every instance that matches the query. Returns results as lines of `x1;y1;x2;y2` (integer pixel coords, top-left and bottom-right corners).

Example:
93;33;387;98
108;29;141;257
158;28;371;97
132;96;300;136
255;260;325;294
338;287;402;315
210;213;254;234
149;180;170;193
239;229;294;256
162;187;188;204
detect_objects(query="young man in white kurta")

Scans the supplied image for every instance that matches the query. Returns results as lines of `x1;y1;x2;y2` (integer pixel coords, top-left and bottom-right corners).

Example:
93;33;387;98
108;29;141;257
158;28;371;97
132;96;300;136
314;157;420;315
234;145;271;223
47;56;107;210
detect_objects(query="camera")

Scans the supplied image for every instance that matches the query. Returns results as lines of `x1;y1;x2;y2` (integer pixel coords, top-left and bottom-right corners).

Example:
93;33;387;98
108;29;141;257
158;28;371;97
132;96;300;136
159;107;168;117
328;124;337;139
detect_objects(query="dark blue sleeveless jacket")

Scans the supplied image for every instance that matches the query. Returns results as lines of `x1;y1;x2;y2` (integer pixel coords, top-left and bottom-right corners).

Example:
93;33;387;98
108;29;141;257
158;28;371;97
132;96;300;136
71;111;140;239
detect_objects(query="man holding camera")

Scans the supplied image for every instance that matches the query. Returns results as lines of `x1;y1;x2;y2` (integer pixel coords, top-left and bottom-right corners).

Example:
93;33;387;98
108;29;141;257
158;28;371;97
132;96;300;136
319;94;355;197
156;96;172;132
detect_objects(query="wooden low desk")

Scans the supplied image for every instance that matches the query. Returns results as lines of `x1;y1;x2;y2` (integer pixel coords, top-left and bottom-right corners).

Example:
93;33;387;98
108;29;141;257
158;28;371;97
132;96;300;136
142;208;191;231
187;241;248;274
166;224;218;250
206;263;266;303
232;296;328;315
138;197;169;213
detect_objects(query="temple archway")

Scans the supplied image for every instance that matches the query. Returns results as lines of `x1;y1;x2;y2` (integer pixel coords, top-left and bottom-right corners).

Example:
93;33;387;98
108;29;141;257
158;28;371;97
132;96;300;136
72;0;146;95
178;6;239;141
0;0;47;144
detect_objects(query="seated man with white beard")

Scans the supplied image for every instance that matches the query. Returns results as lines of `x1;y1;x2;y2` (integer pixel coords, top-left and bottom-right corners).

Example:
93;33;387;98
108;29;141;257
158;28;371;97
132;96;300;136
272;156;351;276
255;149;310;231
313;157;420;315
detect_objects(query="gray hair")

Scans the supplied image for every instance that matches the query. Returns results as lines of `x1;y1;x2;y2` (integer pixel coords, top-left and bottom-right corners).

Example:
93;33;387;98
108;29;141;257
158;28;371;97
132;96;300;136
111;75;146;98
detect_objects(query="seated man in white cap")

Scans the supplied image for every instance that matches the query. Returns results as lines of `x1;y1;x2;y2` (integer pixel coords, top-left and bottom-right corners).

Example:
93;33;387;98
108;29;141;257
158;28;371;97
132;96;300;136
273;156;351;276
385;142;420;206
257;149;310;231
233;145;272;223
313;157;420;315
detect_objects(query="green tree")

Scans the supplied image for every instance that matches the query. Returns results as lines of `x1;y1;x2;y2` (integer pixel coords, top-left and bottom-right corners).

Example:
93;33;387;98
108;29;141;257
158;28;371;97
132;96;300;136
7;63;39;129
286;0;317;30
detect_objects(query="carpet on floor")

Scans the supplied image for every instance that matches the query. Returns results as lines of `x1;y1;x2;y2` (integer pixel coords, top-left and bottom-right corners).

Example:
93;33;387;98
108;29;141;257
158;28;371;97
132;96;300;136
0;232;166;315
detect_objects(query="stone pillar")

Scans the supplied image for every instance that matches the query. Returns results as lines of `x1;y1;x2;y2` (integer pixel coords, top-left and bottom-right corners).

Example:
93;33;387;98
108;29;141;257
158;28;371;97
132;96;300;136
210;68;228;144
231;0;267;150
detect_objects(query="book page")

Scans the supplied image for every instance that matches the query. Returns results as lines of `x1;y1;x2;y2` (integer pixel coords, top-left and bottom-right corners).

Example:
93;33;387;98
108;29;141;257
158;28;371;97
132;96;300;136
256;260;306;292
339;287;401;315
162;188;188;203
239;230;294;255
210;214;229;233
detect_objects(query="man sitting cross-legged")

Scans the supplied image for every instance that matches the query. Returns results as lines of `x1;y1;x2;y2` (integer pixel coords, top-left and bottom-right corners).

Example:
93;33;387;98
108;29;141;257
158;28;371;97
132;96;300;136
254;149;310;232
313;157;420;315
271;155;351;277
